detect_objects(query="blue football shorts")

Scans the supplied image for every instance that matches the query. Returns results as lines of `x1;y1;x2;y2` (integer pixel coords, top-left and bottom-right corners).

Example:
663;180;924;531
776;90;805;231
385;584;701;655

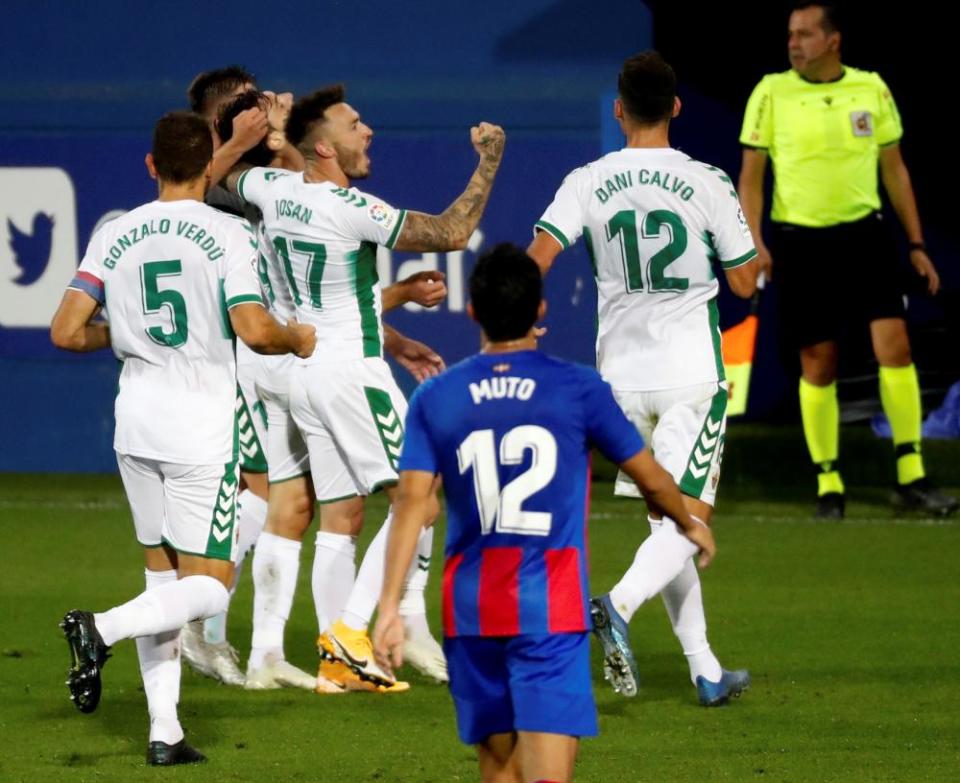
443;631;598;745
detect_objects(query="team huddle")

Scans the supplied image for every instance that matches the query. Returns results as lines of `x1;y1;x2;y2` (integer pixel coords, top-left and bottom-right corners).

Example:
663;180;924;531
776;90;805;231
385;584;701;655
50;48;762;780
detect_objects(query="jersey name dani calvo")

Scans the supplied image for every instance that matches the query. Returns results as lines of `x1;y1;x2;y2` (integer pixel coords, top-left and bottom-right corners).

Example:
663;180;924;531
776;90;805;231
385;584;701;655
400;350;644;637
536;147;756;391
68;199;263;464
237;167;408;363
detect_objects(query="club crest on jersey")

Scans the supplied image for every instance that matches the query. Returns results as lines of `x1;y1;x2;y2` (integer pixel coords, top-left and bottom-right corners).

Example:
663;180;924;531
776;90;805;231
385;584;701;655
850;111;873;137
368;203;395;228
493;363;510;373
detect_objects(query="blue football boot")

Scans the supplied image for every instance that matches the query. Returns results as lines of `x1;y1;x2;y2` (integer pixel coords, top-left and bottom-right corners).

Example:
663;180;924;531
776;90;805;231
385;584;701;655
696;668;751;706
589;594;639;697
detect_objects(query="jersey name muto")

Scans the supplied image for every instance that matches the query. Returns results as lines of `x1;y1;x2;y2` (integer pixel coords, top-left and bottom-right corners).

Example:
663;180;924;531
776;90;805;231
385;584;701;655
469;376;536;405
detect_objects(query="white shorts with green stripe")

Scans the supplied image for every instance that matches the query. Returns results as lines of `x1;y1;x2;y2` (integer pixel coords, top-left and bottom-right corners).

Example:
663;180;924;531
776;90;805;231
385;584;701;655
289;358;408;502
117;452;240;562
254;353;310;484
236;341;269;475
613;381;728;506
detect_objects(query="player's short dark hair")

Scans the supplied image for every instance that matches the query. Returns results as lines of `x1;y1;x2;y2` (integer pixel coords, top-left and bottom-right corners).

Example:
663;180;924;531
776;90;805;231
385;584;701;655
618;51;676;125
792;2;841;34
216;90;275;167
187;66;257;114
286;84;347;153
469;243;542;342
151;112;213;184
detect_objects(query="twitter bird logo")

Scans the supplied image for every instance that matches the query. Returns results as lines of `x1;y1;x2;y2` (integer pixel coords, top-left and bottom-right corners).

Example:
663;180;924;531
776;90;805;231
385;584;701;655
8;212;55;286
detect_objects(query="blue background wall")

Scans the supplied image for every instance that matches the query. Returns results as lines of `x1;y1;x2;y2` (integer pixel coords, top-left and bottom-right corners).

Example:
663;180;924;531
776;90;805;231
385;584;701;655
1;1;952;471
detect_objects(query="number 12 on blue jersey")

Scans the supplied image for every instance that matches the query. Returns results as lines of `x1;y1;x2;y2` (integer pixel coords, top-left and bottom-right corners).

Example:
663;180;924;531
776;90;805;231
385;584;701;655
456;425;557;536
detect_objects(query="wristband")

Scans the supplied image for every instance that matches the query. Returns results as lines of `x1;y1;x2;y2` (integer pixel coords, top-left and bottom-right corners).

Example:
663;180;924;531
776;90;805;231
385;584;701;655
908;241;926;252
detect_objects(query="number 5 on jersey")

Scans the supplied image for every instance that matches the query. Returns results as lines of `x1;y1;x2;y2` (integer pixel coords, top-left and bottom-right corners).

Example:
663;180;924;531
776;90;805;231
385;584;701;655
457;425;557;536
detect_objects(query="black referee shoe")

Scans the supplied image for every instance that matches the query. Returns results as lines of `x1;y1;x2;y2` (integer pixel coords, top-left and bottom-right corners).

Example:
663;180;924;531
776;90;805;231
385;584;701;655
814;492;845;520
60;610;111;714
147;738;207;766
892;479;959;516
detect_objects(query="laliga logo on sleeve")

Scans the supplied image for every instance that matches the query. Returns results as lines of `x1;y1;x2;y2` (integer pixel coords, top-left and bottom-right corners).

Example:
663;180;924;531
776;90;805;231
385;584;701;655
0;168;78;327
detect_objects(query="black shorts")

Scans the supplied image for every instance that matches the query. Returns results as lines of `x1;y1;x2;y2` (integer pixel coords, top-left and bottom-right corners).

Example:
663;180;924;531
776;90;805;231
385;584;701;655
771;213;907;351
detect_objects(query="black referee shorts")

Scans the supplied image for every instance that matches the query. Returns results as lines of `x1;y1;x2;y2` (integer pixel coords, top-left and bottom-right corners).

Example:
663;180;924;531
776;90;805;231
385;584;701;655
771;212;907;351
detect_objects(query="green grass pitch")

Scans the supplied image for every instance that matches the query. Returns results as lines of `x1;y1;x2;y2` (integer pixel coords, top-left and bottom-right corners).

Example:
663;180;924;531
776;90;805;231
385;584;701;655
1;425;958;781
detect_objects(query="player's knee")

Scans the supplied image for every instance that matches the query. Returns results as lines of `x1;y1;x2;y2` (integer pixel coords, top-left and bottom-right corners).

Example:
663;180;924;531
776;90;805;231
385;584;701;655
320;498;365;536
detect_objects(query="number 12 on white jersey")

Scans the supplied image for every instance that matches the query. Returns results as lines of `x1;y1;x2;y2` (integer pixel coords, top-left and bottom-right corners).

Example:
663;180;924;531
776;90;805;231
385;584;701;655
456;425;557;536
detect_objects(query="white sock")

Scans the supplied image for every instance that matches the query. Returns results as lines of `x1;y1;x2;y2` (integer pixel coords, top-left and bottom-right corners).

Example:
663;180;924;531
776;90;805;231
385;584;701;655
341;512;394;632
249;532;302;671
204;489;269;646
400;526;433;639
236;488;268;565
608;515;698;624
135;569;183;745
659;549;723;684
312;531;356;634
95;575;229;647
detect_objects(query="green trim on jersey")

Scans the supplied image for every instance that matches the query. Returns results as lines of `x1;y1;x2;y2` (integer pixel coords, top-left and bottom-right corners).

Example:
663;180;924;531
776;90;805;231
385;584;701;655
237;170;251;201
583;226;599;278
385;209;408;249
678;385;727;499
351;242;382;358
535;219;571;249
720;248;758;270
364;386;403;473
218;280;235;339
708;298;725;382
226;293;264;309
236;386;268;473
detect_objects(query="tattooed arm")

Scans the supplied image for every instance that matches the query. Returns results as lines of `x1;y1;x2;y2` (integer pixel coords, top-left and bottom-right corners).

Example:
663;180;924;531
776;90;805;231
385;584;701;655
392;122;505;252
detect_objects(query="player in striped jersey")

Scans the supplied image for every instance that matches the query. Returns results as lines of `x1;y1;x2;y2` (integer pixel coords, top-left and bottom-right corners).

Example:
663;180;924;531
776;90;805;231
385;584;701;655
374;244;714;781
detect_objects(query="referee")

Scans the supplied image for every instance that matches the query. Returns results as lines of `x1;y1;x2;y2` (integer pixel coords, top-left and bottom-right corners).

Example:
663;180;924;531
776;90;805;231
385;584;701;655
737;2;957;518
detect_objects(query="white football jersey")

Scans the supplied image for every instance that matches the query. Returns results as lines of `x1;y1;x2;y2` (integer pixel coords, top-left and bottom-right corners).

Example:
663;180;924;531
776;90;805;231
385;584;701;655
70;199;263;464
253;220;296;323
536;147;757;391
237;167;407;363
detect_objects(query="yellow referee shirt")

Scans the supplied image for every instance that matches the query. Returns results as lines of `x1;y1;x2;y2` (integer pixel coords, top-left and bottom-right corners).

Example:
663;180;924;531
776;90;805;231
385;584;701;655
739;66;903;227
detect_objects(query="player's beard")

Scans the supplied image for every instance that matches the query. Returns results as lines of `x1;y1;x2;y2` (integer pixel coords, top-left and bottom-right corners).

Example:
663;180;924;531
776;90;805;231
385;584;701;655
334;141;370;180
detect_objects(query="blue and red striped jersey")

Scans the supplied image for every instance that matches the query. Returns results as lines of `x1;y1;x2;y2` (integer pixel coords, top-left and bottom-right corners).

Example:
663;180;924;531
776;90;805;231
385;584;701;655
400;350;644;637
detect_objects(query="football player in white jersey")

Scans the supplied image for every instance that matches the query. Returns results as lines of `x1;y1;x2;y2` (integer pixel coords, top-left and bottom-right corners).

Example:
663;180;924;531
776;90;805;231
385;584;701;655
177;66;288;685
227;83;504;689
528;52;758;706
51;111;315;765
215;90;451;692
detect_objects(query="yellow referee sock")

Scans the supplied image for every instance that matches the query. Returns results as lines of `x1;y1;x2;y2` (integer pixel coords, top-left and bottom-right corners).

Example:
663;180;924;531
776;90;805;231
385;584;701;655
799;378;844;496
879;364;925;486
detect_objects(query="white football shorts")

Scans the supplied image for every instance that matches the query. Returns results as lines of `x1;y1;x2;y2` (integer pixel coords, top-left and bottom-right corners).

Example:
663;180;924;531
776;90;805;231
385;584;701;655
289;358;407;502
236;340;269;475
613;381;728;506
117;452;240;562
254;352;310;484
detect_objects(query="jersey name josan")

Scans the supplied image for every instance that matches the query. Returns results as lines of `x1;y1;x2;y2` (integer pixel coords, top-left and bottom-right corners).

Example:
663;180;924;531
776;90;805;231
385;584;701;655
72;200;262;464
537;148;756;391
238;168;407;363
